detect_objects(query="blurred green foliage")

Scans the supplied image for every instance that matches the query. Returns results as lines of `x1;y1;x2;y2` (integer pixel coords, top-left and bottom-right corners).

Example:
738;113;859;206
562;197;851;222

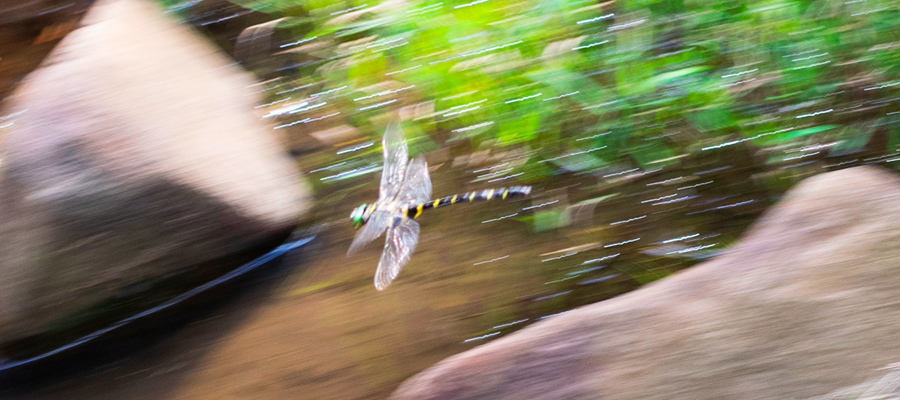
138;0;900;360
164;0;900;182
153;0;900;336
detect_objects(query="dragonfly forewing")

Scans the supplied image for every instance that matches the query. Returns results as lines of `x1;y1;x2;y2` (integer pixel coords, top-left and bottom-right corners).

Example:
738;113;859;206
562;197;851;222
379;120;409;202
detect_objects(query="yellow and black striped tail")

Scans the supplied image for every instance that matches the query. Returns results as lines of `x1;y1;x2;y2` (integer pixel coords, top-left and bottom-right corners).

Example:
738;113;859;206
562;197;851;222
402;186;532;219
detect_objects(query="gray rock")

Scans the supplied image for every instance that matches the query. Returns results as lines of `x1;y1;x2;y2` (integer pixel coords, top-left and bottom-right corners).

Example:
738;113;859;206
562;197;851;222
0;0;309;355
392;166;900;400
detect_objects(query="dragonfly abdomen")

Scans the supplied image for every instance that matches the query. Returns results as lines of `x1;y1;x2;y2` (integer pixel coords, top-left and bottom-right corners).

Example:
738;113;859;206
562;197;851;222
402;186;532;219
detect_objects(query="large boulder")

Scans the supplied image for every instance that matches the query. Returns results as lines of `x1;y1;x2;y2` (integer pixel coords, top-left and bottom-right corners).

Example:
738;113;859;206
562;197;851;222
392;166;900;400
0;0;309;357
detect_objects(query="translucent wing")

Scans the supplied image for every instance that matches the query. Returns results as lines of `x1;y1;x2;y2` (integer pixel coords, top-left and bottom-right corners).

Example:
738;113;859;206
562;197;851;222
379;120;408;202
348;210;392;254
374;220;420;291
395;156;432;206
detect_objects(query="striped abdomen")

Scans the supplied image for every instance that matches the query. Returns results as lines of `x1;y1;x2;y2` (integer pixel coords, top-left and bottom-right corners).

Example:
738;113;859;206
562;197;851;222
401;186;532;219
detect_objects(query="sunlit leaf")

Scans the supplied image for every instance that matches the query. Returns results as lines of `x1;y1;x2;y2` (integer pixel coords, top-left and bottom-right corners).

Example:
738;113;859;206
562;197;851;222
630;142;677;168
758;125;838;145
532;209;570;232
635;66;710;93
526;68;610;109
549;152;606;172
498;111;542;145
689;108;736;133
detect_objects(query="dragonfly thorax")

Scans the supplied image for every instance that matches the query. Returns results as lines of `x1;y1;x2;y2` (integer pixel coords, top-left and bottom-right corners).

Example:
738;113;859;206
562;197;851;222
350;201;409;229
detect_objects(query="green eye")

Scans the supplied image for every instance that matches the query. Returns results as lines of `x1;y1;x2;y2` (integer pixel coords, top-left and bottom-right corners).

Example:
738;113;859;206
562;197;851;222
350;204;367;229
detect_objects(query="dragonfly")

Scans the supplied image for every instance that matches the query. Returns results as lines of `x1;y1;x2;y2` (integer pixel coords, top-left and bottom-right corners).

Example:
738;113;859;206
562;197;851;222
348;120;532;291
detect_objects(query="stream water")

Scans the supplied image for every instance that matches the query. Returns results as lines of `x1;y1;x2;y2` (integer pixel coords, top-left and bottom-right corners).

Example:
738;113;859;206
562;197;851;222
0;139;770;399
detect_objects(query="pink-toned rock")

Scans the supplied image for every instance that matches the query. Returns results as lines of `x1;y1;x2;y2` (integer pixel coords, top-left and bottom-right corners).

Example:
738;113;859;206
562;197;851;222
392;166;900;400
0;0;309;353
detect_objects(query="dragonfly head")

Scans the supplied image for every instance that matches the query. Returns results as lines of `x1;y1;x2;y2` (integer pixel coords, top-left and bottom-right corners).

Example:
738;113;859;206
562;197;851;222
350;204;368;229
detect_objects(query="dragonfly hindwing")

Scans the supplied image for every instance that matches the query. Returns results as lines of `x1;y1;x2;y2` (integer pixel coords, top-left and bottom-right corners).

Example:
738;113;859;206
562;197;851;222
374;219;420;291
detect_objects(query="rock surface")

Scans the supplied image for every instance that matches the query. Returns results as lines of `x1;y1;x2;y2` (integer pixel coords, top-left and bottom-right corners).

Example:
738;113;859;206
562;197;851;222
0;0;309;352
392;166;900;400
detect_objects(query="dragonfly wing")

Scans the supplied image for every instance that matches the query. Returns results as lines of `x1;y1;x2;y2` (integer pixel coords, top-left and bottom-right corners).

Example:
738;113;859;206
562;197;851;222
395;156;432;205
348;210;392;254
379;119;409;202
374;219;420;291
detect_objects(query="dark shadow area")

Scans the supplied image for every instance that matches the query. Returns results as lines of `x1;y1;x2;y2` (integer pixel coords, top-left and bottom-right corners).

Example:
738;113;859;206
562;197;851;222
0;0;95;101
0;230;315;396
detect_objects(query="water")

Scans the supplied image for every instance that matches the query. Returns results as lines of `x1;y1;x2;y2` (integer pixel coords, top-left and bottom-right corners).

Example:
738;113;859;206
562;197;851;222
0;141;763;398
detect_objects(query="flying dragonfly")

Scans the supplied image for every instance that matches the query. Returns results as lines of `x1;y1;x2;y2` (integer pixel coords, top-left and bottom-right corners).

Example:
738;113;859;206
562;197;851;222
348;120;532;291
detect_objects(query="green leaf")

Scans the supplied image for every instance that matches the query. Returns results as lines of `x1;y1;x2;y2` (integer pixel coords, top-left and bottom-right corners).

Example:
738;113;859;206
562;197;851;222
498;111;542;144
532;209;570;232
630;142;677;168
549;152;606;171
635;66;710;93
525;68;610;109
689;108;736;133
878;114;900;154
226;0;304;14
334;16;396;37
757;125;838;145
830;126;874;156
615;62;654;96
520;157;557;181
